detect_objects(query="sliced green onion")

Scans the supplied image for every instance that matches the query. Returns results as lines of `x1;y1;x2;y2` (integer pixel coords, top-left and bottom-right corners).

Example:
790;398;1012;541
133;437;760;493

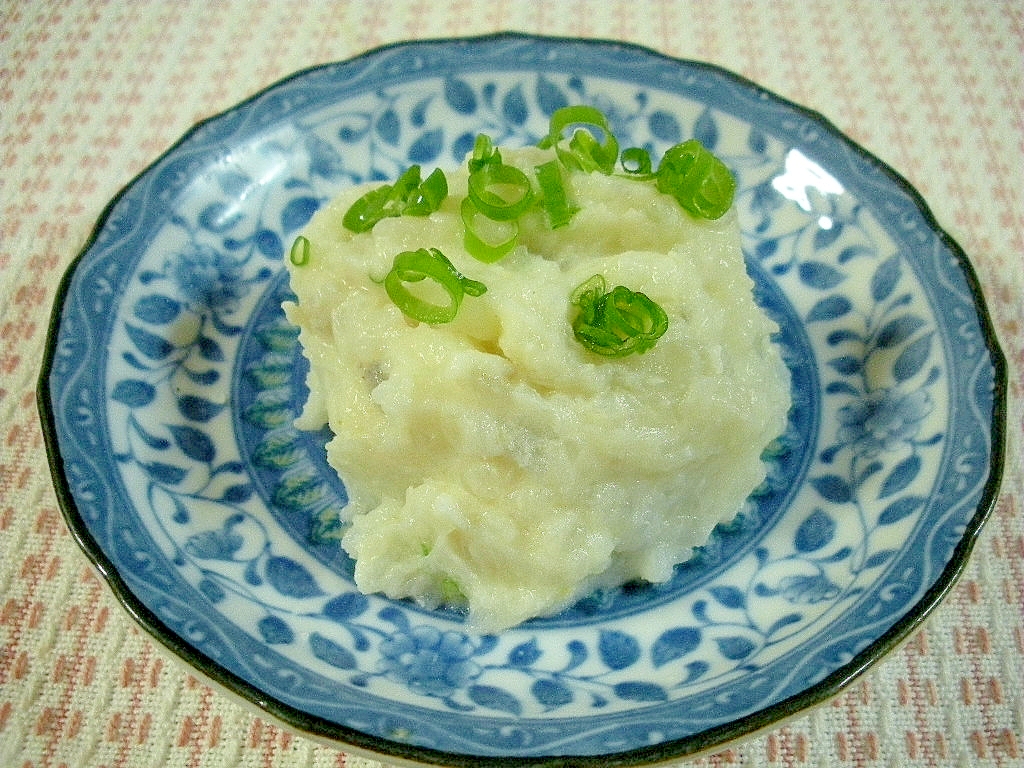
439;577;465;604
534;160;577;229
467;161;535;221
289;235;311;266
343;183;395;232
620;147;654;178
655;139;735;219
342;165;449;232
384;247;486;324
570;274;668;357
404;167;449;215
461;197;519;262
389;165;423;206
467;133;501;174
538;105;619;174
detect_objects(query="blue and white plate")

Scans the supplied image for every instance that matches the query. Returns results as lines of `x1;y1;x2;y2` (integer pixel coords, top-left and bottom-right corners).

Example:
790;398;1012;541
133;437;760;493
40;34;1006;766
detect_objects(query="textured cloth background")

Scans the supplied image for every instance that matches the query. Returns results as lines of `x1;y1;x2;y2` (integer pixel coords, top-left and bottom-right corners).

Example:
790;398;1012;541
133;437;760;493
1;1;1022;766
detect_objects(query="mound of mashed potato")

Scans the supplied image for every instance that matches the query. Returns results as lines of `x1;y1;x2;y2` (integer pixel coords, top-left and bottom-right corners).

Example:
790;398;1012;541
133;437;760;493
284;145;790;632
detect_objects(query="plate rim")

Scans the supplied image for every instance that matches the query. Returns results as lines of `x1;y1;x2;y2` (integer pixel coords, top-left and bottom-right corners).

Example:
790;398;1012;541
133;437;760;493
36;31;1009;767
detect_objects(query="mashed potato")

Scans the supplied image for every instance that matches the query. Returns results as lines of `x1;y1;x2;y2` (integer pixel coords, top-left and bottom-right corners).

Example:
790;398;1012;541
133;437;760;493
284;145;790;632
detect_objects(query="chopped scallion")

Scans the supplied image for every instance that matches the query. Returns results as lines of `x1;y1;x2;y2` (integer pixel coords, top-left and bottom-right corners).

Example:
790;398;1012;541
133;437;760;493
467;161;535;221
655;139;735;220
383;247;486;324
289;235;311;266
620;147;654;178
570;274;668;357
534;160;577;229
538;105;619;174
404;167;449;215
467;133;501;174
461;197;519;262
342;165;449;232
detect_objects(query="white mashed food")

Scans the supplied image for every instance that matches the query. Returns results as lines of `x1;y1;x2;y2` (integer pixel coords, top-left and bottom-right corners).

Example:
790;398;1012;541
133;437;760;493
284;145;790;632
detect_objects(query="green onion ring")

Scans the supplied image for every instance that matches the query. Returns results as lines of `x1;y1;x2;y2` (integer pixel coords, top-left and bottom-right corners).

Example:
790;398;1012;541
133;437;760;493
467;161;535;221
289;235;311;266
656;139;735;219
570;274;668;357
404;167;449;216
538;105;619;174
342;165;449;232
534;160;577;229
468;133;501;173
620;147;654;178
461;197;519;263
384;248;486;324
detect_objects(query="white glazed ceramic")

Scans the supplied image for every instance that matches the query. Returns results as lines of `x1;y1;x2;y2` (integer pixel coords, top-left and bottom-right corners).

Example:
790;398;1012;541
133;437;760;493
40;34;1006;766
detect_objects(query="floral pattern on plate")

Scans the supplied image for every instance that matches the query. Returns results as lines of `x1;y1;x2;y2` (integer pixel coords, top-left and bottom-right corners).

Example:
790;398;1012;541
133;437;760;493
43;34;1004;763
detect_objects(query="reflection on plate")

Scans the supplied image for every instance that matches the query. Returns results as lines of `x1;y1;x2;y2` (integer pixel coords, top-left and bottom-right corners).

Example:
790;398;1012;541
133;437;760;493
39;34;1005;766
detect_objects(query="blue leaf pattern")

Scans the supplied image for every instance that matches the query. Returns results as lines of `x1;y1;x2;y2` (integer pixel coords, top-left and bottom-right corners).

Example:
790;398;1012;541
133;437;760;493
531;678;573;708
651;627;701;667
125;324;174;360
716;636;757;660
806;295;852;322
468;685;521;715
444;77;477;114
598;630;641;670
310;632;356;669
265;555;323;598
133;295;181;324
810;475;853;504
692;108;718;149
258;615;295;645
375;108;401;145
871;255;902;301
111;379;155;407
613;681;668;702
323;592;369;621
648;110;682;143
794;509;836;552
501;85;528;125
798;261;846;290
281;196;321;233
878;454;921;498
893;333;933;381
176;394;224;422
535;75;568;115
408;129;444;163
169;425;215;463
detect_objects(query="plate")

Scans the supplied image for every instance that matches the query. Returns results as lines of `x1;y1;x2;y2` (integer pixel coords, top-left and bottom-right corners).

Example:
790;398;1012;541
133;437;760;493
39;33;1006;766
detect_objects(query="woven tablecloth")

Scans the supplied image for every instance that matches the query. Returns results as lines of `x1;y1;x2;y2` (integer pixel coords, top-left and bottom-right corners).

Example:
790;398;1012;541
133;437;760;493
2;2;1021;766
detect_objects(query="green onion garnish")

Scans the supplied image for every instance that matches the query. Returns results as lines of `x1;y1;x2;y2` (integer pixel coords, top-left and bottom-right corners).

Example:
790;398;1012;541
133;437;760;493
383;247;486;324
655;139;735;220
467;133;501;174
439;577;465;604
461;197;519;262
467;161;535;221
620;147;654;178
538;105;619;174
342;165;449;232
534;160;577;229
289;235;311;266
403;167;449;215
569;274;668;357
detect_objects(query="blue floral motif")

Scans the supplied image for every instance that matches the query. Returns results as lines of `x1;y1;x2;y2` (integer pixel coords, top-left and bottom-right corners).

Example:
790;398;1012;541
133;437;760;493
380;625;483;698
837;387;932;458
171;244;250;311
45;36;1003;762
775;573;842;604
